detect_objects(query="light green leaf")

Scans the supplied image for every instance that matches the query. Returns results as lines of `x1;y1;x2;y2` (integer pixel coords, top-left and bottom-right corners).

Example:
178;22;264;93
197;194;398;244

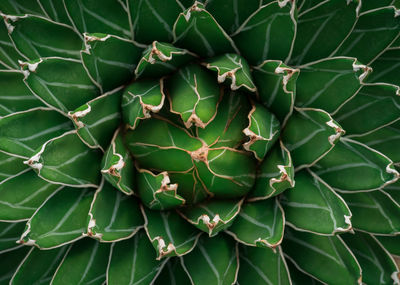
0;152;26;184
142;207;201;259
282;227;362;284
231;0;296;65
173;2;239;57
169;170;208;205
181;234;239;285
312;138;399;192
0;246;30;284
238;245;291;285
0;221;25;253
179;199;243;236
367;47;400;86
154;257;191;285
81;33;143;93
69;87;122;151
18;187;94;249
107;230;168;285
0;107;73;158
280;170;352;235
24;131;102;188
87;181;143;242
376;235;400;256
342;232;399;285
23;57;99;114
51;238;110;285
227;198;284;248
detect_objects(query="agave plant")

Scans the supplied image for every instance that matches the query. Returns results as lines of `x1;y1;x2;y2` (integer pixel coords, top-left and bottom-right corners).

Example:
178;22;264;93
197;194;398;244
0;0;400;284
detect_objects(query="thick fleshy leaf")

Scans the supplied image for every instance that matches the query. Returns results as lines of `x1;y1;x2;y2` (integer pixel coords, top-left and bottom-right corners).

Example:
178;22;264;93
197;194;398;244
334;83;400;136
231;0;296;65
179;199;242;236
122;78;165;130
280;170;352;235
286;258;324;285
173;2;239;57
51;238;110;285
0;20;21;69
101;129;136;195
142;207;201;259
87;181;143;242
205;53;256;92
282;108;344;169
252;60;299;125
69;88;122;151
250;141;294;200
10;246;68;285
154;257;191;285
368;47;400;86
18;187;94;249
135;41;195;79
333;6;400;64
342;232;399;285
384;179;400;204
227;198;284;248
312;138;399;192
289;0;358;65
0;1;46;17
295;57;370;113
0;169;61;222
22;57;99;114
64;0;130;38
0;152;26;184
243;102;280;161
137;170;185;210
0;246;30;284
24;131;102;187
169;170;208;205
0;70;43;116
0;107;72;158
340;190;400;235
282;227;361;284
38;0;71;25
81;33;143;93
376;235;400;256
0;221;25;253
107;230;168;285
4;14;81;60
168;64;220;128
180;234;238;285
238;245;291;285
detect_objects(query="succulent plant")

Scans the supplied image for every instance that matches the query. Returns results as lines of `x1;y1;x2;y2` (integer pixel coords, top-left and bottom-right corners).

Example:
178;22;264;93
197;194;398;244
0;0;400;284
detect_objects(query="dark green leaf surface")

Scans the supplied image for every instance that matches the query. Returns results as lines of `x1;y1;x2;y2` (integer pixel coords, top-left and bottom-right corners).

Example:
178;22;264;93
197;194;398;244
376;235;400;256
368;47;400;86
0;152;26;183
0;246;30;285
0;20;22;70
154;257;191;285
0;221;25;252
286;258;323;285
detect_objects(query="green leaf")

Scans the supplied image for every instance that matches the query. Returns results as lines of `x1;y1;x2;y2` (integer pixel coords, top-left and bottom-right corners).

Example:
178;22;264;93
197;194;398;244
69;87;122;151
0;221;25;253
342;232;399;285
181;234;239;285
122;78;165;130
243;102;280;161
384;179;400;204
280;170;352;235
286;258;324;285
0;70;44;116
334;83;400;136
142;207;201;259
238;245;291;285
359;0;398;13
23;57;99;114
101;128;136;195
137;170;185;210
340;190;400;235
295;57;370;113
107;230;168;285
51;238;110;285
179;199;243;236
168;64;220;128
231;0;296;65
0;17;22;70
135;41;195;79
333;6;400;64
154;257;192;285
282;108;344;169
0;246;30;285
11;246;68;285
282;227;362;284
312;138;399;192
0;107;73;158
0;169;61;222
169;170;208;205
87;181;143;242
205;53;256;92
0;152;26;184
173;2;239;57
376;235;400;256
0;0;45;17
252;60;299;125
4;14;81;60
227;198;284;248
81;33;143;93
367;47;400;86
38;0;71;25
64;0;130;38
18;187;94;249
24;131;102;187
